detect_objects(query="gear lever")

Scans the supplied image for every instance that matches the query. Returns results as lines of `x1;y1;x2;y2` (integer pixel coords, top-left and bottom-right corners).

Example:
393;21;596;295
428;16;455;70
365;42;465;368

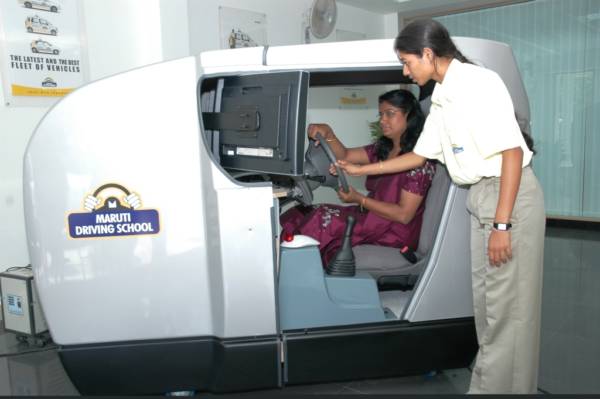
325;215;356;277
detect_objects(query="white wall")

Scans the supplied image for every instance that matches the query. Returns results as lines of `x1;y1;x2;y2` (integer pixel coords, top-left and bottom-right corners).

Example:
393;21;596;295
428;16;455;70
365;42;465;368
384;12;400;39
83;0;190;79
0;0;388;269
188;0;386;54
0;102;45;269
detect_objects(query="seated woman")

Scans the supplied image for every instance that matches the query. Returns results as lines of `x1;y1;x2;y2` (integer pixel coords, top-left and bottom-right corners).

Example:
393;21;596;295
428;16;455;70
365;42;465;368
281;89;435;265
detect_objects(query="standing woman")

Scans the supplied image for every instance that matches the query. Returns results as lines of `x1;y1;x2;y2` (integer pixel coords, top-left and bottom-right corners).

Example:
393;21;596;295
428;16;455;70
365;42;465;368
338;19;545;394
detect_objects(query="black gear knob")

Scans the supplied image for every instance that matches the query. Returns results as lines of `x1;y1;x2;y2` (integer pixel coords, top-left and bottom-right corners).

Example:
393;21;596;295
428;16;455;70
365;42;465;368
326;215;356;277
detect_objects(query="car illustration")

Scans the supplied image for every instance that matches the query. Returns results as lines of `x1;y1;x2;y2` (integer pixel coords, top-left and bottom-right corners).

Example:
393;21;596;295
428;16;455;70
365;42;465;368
25;15;58;36
24;37;530;395
41;77;57;87
19;0;61;13
31;39;59;55
227;28;258;48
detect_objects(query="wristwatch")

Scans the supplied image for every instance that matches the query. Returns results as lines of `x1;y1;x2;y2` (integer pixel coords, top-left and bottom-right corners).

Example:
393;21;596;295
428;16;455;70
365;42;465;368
493;222;512;231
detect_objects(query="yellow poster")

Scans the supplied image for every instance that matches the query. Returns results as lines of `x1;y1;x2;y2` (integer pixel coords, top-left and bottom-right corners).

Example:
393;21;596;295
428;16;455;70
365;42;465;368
0;0;86;105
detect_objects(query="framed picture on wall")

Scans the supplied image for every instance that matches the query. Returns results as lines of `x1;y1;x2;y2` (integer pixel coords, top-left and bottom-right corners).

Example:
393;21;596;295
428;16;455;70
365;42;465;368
0;0;88;106
219;6;267;49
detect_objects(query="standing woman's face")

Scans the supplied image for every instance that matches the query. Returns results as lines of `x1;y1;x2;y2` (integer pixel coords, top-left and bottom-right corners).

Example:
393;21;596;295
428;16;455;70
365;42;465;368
397;50;434;86
378;101;407;140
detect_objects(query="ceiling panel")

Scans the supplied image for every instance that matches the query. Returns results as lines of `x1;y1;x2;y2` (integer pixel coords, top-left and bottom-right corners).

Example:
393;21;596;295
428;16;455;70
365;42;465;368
336;0;530;16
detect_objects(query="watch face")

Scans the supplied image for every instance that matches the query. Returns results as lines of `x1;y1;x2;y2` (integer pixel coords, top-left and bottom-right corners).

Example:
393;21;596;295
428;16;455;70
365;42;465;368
493;222;511;231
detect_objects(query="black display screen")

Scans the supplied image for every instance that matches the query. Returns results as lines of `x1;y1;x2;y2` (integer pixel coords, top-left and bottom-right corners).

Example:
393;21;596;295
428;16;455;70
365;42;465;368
203;71;309;176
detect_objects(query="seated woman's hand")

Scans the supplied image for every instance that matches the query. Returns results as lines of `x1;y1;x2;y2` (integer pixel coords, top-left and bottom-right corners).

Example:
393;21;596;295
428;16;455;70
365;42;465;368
336;159;365;177
307;123;334;145
337;185;361;204
328;163;338;176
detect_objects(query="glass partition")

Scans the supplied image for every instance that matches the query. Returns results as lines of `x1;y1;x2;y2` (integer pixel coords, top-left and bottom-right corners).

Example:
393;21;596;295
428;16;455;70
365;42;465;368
436;0;600;219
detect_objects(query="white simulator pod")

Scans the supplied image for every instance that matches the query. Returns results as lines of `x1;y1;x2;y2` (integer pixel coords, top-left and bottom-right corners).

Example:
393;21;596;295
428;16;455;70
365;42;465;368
23;38;529;395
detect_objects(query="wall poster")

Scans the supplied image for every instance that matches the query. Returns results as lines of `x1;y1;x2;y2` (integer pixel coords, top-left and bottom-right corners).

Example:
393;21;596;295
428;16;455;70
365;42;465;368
219;6;267;49
0;0;87;106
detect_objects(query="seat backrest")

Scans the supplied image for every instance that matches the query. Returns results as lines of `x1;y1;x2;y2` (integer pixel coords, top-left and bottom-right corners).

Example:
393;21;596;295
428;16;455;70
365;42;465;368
352;162;452;281
416;162;451;256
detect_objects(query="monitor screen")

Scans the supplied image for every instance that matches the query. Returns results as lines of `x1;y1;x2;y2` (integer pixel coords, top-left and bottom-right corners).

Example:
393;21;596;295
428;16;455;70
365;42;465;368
202;71;309;176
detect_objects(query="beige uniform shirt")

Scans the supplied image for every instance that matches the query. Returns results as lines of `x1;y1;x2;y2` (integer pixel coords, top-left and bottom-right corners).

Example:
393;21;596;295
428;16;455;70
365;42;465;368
413;59;532;185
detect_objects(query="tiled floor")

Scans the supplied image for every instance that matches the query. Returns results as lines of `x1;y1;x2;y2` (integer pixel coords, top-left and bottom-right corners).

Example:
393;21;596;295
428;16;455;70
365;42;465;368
1;225;598;396
538;226;600;394
204;369;472;396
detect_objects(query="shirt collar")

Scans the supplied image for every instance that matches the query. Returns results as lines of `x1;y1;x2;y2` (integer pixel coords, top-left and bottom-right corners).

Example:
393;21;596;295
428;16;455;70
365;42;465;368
430;58;463;106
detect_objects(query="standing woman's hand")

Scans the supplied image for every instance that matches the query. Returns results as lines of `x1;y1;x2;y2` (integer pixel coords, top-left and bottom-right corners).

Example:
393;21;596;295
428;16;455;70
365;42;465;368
488;147;523;267
488;230;512;266
336;160;366;176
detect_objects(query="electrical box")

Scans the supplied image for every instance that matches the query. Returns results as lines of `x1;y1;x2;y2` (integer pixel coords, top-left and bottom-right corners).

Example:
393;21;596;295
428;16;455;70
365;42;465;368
0;268;48;336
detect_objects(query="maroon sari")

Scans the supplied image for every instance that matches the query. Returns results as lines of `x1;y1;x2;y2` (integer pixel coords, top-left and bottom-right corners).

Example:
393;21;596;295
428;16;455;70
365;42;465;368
280;144;435;265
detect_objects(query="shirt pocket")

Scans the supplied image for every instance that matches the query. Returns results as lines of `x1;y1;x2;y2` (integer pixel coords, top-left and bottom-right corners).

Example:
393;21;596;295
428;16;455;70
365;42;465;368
442;107;475;164
440;105;483;184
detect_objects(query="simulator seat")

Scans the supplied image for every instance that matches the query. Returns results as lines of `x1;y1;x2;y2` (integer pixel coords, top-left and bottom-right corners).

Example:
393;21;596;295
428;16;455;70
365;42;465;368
353;162;452;289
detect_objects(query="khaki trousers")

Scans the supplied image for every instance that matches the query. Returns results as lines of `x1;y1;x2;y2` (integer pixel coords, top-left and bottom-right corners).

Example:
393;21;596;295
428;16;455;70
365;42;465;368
466;166;545;394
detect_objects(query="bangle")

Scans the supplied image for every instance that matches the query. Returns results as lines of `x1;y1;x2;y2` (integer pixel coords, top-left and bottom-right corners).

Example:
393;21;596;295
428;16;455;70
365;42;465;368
326;137;337;142
360;197;367;212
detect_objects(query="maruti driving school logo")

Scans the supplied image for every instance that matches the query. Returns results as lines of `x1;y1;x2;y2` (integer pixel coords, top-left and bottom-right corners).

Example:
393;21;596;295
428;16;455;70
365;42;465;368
67;183;160;239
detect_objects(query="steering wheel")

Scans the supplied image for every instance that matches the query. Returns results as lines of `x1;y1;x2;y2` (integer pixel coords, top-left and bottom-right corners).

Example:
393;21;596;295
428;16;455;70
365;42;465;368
314;133;350;193
295;131;350;205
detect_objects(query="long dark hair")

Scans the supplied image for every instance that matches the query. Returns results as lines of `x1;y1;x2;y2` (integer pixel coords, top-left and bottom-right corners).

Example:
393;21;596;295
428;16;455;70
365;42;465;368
394;19;471;63
374;89;425;161
395;19;537;155
521;129;536;155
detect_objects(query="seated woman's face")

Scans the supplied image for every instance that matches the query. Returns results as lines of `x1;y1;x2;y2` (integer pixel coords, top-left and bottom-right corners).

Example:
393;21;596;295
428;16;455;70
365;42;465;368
378;101;407;140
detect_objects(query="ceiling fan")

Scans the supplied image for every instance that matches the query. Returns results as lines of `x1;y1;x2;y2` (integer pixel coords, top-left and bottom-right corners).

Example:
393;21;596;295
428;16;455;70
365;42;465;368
304;0;338;43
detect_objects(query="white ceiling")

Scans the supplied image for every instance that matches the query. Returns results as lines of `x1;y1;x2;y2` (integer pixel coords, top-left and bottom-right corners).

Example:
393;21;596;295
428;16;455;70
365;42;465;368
336;0;528;16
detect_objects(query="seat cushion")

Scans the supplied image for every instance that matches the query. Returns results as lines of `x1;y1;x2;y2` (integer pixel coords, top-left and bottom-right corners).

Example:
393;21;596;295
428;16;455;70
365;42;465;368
354;244;424;277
